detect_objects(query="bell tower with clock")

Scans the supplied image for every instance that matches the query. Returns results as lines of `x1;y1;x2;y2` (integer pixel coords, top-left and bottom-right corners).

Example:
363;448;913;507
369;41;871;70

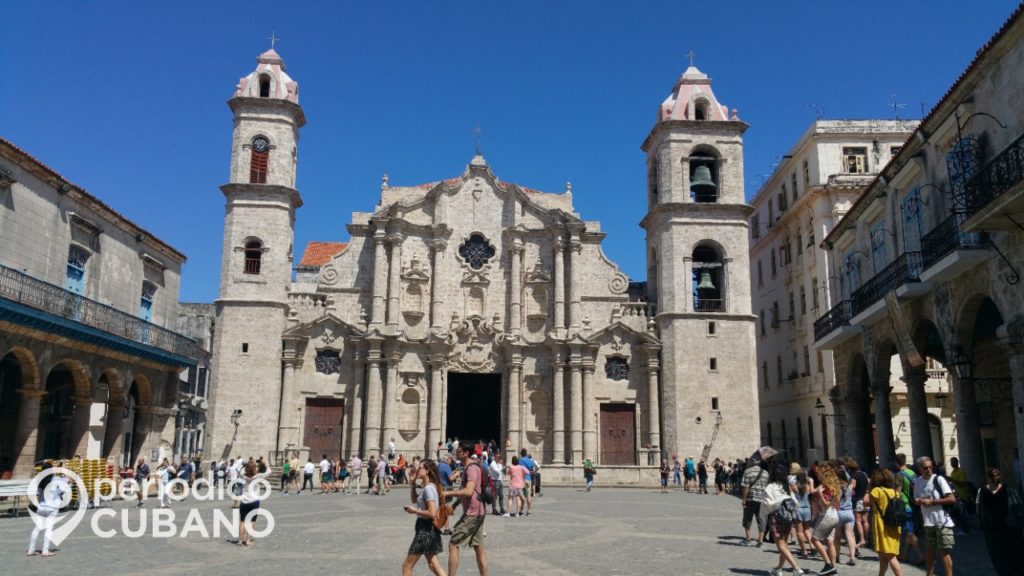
207;47;306;460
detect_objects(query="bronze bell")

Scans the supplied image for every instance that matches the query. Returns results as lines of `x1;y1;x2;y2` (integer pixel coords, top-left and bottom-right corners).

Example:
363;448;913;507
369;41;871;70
690;165;717;198
696;269;716;291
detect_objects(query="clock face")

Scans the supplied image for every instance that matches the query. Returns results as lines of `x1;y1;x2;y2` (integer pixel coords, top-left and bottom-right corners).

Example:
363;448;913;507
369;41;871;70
252;137;270;153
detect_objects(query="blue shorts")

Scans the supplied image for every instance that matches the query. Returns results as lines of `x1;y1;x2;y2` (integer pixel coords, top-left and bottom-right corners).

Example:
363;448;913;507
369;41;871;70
660;477;668;486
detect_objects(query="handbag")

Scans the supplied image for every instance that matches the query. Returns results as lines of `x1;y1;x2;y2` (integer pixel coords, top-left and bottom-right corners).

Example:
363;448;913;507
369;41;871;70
433;500;453;530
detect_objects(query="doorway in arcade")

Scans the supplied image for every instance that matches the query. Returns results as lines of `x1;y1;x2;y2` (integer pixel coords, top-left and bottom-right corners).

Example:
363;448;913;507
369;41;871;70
445;373;501;448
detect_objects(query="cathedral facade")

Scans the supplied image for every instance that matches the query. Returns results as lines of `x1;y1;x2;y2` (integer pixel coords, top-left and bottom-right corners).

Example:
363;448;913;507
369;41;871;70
207;49;759;480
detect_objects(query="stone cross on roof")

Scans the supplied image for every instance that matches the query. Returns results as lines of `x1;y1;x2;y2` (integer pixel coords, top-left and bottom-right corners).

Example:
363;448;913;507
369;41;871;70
687;49;697;67
267;32;279;50
472;125;485;156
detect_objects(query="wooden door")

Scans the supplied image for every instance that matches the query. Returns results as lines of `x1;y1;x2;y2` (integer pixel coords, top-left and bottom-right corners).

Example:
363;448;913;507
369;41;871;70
303;398;344;459
599;404;636;465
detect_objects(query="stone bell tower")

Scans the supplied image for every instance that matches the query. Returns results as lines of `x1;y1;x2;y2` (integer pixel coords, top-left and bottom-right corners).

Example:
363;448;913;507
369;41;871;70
639;64;759;460
207;47;305;460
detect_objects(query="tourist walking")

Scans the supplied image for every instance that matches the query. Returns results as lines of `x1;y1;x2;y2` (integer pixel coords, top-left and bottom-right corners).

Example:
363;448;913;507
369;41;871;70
808;462;841;575
401;459;447;576
867;468;903;576
447;442;489;576
740;458;770;547
848;458;870;550
280;457;291;493
673;457;682;487
912;456;956;576
300;459;314;493
375;454;390;495
793;468;814;559
236;460;270;547
760;463;804;575
660;459;670;493
507;456;527;516
157;458;174;507
836;469;859;566
684;456;696;492
583;457;596;491
895;453;923;565
135;457;150;508
350;454;363;494
27;463;68;557
319;454;332;494
519;449;535;514
288;452;300;492
977;466;1024;575
487;453;507;516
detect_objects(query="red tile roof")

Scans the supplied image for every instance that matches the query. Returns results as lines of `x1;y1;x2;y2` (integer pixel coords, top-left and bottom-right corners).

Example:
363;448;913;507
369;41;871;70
0;137;187;262
298;241;348;268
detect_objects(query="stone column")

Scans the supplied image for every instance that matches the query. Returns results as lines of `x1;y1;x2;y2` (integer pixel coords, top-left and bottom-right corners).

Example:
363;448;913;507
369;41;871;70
568;235;582;331
645;357;661;449
347;349;365;457
902;370;932;461
569;348;583;465
427;354;444;455
429;240;447;330
278;354;303;454
13;388;44;478
509;240;524;336
552;350;565;464
1002;327;1024;488
582;359;596;461
381;349;401;454
553;236;565;336
386;234;404;329
363;343;384;455
507;354;523;451
70;395;94;458
871;377;896;471
102;399;126;467
950;369;985;488
682;256;693;312
371;229;388;327
131;405;155;464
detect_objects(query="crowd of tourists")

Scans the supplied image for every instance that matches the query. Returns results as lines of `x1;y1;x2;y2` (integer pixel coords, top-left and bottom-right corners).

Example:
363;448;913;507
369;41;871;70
736;450;1024;576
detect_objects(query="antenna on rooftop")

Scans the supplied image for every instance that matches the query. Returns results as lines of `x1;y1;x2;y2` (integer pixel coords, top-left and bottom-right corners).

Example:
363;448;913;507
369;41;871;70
808;103;824;120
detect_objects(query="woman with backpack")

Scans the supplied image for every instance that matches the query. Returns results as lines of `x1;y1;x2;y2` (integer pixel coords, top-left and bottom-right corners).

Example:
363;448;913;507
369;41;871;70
867;468;903;576
760;463;805;575
401;459;447;576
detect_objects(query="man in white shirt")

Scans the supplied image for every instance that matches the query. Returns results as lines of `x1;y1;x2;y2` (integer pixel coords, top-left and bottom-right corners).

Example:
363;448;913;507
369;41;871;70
319;454;332;494
387;438;397;461
912;456;956;576
349;455;363;494
488;453;507;516
300;459;315;494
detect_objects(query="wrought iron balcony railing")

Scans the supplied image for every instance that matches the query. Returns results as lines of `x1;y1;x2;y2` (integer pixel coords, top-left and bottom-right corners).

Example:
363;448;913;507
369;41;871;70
965;132;1024;217
813;300;852;342
0;263;197;360
850;252;923;317
921;214;989;269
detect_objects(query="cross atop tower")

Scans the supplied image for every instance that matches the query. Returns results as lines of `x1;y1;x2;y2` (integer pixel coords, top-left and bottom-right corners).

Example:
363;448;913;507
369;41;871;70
267;32;279;50
687;49;697;68
472;125;485;156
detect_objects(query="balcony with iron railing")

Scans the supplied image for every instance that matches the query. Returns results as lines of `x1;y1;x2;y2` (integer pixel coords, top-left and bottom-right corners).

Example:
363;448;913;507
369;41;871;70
0;263;197;364
919;214;990;283
850;252;924;319
963;132;1024;232
813;300;852;345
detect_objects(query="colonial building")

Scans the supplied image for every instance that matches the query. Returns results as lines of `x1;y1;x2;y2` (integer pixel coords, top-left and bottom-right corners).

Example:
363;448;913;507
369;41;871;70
206;51;760;480
174;302;214;461
814;4;1024;488
0;138;197;478
749;120;918;464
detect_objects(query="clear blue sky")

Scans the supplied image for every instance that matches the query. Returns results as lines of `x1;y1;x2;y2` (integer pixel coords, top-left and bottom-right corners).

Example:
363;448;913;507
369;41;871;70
2;1;1018;302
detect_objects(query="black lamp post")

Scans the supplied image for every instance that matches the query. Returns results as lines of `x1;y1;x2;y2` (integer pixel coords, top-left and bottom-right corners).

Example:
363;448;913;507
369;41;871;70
951;348;972;382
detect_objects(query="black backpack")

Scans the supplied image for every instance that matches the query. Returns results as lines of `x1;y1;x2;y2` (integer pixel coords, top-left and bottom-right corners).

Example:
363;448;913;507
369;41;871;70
882;489;908;528
774;497;799;524
469;462;495;505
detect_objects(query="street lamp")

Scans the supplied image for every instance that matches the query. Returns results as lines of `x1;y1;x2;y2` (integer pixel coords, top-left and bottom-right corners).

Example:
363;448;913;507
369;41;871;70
950;348;972;382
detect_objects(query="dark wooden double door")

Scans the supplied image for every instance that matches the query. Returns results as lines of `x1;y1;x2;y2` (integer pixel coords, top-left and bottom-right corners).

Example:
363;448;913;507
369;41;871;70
599;404;636;465
304;398;344;459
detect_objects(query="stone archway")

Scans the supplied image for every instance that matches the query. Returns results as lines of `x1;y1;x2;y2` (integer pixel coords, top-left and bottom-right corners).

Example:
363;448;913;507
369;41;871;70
37;359;90;460
841;353;874;469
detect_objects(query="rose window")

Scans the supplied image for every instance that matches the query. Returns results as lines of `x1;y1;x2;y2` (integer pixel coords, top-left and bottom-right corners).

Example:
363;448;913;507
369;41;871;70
458;234;496;270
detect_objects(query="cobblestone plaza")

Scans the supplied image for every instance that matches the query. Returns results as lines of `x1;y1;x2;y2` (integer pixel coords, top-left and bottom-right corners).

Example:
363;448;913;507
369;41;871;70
0;487;997;575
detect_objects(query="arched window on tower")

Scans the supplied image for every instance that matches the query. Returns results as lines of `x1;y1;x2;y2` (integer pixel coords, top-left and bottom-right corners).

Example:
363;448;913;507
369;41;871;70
244;240;263;275
689;147;720;203
250;136;270;184
694;99;708;121
259;74;271;98
692;243;724;312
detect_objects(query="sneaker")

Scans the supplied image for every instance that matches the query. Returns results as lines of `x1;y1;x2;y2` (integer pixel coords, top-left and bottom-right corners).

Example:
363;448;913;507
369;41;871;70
793;569;805;575
756;541;763;548
846;559;856;566
769;569;783;576
502;513;510;517
741;538;751;547
819;564;837;575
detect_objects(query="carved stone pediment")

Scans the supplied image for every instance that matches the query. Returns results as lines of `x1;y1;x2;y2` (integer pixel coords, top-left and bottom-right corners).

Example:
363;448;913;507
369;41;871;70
524;261;551;284
461;268;491;286
401;259;430;283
